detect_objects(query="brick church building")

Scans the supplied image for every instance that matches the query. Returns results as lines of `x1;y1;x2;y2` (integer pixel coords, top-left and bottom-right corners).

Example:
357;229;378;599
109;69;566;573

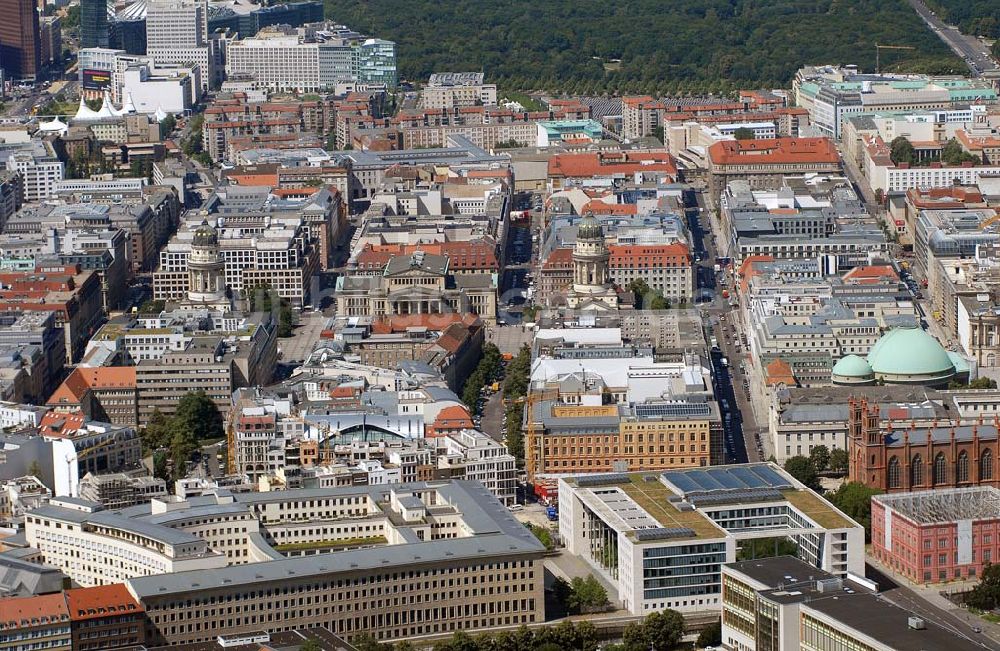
848;397;1000;492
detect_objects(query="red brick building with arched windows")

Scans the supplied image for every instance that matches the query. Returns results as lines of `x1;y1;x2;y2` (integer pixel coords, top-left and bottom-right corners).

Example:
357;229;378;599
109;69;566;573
848;397;1000;492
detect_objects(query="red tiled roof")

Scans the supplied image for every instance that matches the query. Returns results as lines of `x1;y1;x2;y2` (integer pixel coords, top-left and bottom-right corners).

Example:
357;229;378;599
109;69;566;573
842;265;899;284
370;313;481;334
64;584;143;622
708;137;840;166
47;368;136;406
549;151;677;179
609;243;690;267
355;242;498;273
435;322;470;355
38;410;86;437
0;593;69;627
541;247;574;270
764;358;796;387
582;200;637;216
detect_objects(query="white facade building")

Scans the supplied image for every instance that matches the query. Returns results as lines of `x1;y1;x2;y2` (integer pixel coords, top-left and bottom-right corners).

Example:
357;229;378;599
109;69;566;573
4;142;64;201
225;36;321;92
145;0;220;89
120;64;194;114
558;464;864;616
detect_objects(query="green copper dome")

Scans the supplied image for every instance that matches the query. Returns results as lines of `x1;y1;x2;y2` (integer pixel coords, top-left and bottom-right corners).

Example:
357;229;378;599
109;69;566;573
866;327;954;377
832;354;873;378
577;214;604;240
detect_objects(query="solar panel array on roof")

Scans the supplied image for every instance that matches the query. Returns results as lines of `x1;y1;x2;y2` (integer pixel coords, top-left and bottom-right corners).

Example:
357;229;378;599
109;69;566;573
577;473;631;487
663;464;793;498
634;403;711;418
634;527;696;541
688;488;785;507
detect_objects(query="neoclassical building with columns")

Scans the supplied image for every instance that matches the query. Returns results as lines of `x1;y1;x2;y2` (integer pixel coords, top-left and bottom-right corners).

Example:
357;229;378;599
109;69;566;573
335;250;498;322
849;397;1000;493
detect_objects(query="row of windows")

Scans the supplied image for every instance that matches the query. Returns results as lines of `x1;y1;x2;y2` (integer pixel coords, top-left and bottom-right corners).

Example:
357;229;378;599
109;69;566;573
886;450;993;488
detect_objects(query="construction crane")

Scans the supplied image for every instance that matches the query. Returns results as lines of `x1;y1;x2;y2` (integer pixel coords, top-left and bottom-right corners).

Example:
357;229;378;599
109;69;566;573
875;44;916;74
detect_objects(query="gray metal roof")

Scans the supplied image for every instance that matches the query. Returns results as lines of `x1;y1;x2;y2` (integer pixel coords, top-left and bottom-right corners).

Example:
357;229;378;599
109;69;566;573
127;481;543;599
87;511;204;547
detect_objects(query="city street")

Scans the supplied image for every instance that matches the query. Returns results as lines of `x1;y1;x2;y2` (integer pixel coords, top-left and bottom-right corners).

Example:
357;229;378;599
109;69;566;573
908;0;999;78
868;561;1000;650
278;310;329;365
688;192;760;463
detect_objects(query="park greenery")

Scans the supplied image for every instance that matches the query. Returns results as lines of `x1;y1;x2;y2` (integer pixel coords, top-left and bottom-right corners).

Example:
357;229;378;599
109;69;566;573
827;482;882;542
142;391;224;481
924;0;1000;38
462;343;503;410
348;610;688;651
889;136;981;167
949;377;999;389
737;536;799;561
783;455;821;491
246;284;295;337
551;576;611;615
328;0;964;94
732;127;756;140
527;524;555;551
965;562;1000;611
503;345;531;462
628;278;679;310
697;621;723;648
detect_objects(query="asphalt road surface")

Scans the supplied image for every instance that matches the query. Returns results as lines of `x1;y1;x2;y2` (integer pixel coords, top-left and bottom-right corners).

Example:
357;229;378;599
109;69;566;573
908;0;999;77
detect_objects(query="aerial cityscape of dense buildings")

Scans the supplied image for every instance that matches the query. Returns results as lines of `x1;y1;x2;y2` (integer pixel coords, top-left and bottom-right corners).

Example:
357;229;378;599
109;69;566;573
3;1;1000;649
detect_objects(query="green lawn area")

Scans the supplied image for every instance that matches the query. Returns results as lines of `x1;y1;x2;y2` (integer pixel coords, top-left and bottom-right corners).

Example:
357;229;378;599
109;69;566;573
274;535;387;552
781;489;854;530
619;475;724;540
500;92;546;112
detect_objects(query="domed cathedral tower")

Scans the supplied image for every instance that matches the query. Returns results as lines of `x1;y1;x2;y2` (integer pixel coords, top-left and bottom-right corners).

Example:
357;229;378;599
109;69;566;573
848;397;884;486
184;220;230;310
566;214;618;310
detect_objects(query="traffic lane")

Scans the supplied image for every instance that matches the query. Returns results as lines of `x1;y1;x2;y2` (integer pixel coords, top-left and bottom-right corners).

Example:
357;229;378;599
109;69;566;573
710;342;749;464
883;590;1000;649
713;317;761;463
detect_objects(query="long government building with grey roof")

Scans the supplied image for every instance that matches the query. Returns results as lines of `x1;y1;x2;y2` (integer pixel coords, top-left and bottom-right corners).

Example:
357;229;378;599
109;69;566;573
24;480;545;645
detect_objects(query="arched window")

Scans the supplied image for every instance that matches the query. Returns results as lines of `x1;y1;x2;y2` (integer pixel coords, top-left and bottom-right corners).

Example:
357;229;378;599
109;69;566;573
911;455;924;486
887;456;901;489
958;451;969;483
982;450;994;481
934;452;948;485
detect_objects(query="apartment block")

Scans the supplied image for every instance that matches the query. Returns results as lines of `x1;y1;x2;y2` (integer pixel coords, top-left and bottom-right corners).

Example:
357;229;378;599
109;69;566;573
419;72;497;109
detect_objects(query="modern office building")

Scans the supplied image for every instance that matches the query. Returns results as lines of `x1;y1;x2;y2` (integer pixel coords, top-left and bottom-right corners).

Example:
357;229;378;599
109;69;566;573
153;210;320;307
558;464;864;616
0;0;40;80
225;27;397;92
792;65;998;139
80;0;113;49
145;0;221;88
721;555;981;651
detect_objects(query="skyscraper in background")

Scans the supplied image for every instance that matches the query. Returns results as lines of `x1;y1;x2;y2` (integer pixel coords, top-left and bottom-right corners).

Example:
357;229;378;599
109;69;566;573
0;0;41;80
80;0;113;49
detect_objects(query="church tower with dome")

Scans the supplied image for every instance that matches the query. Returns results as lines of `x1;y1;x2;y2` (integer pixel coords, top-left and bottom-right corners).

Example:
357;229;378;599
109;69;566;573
566;214;619;310
182;220;231;311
